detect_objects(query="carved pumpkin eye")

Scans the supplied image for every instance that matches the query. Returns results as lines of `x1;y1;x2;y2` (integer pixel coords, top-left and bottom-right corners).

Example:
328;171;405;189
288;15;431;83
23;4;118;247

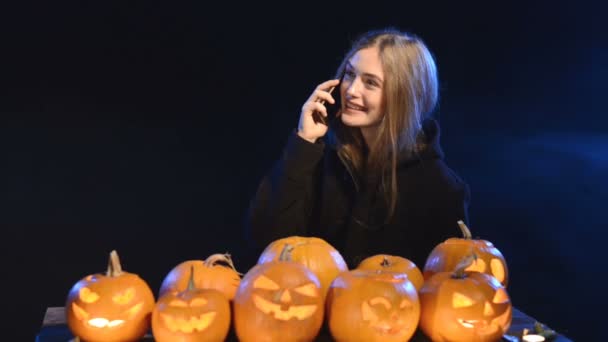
400;299;412;309
169;300;188;307
293;283;318;297
79;287;100;303
361;301;379;322
253;275;280;290
125;302;144;319
465;258;486;273
490;259;506;283
112;287;135;305
190;298;208;307
369;297;392;310
493;288;509;304
452;292;475;308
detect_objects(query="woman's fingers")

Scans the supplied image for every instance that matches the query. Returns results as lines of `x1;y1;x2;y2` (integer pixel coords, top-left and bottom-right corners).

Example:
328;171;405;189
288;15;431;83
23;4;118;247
316;79;340;91
312;89;335;104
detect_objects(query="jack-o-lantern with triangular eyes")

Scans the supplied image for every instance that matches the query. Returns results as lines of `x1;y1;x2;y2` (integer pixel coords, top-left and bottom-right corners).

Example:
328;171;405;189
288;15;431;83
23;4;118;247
326;270;420;342
419;255;512;342
424;221;509;287
66;250;155;342
234;244;324;342
152;268;231;342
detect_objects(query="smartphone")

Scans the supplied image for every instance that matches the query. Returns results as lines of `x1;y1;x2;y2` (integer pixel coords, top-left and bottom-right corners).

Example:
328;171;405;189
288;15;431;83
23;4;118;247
312;78;342;126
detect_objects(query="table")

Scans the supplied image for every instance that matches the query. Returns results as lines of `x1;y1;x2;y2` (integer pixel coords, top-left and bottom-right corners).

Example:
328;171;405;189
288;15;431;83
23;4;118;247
37;306;572;341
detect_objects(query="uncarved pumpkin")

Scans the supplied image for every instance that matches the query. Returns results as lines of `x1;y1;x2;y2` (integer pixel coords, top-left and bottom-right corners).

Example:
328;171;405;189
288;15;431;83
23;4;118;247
257;236;347;298
357;254;424;291
423;221;509;286
159;253;241;300
66;250;155;342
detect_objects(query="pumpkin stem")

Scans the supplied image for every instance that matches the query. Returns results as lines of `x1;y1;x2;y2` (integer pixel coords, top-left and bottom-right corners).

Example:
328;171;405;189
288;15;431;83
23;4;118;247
457;220;473;240
204;252;243;276
380;256;390;267
187;265;196;291
106;250;123;277
451;254;477;279
278;244;295;262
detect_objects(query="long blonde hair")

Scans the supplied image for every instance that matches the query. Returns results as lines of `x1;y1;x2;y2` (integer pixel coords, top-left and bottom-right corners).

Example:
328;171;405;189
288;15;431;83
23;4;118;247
329;29;439;221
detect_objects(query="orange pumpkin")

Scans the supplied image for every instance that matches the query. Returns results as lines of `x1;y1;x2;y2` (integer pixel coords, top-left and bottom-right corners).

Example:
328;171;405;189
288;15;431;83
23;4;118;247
419;255;512;342
423;220;509;286
159;253;241;300
257;236;348;298
234;244;324;342
357;254;424;291
326;269;420;342
66;250;155;342
152;267;231;342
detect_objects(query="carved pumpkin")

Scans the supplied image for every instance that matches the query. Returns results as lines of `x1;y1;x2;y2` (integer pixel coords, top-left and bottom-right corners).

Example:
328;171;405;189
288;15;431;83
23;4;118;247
419;255;512;342
326;270;420;342
234;245;324;342
159;253;241;300
66;250;155;342
152;267;231;342
357;254;424;291
257;236;348;298
423;221;509;286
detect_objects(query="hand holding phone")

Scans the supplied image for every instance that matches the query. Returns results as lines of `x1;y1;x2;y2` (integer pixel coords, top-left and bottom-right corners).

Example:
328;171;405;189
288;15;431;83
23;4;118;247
297;79;340;143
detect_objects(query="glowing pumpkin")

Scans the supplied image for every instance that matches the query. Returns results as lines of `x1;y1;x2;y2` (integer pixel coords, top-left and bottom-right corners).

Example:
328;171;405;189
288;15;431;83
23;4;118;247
159;253;241;300
257;236;348;299
419;255;512;342
152;267;231;342
66;250;155;342
423;220;509;286
234;245;324;342
357;254;424;291
326;270;420;342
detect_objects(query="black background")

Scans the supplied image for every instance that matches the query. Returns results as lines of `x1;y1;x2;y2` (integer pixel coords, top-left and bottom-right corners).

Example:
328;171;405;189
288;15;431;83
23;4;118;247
2;0;606;340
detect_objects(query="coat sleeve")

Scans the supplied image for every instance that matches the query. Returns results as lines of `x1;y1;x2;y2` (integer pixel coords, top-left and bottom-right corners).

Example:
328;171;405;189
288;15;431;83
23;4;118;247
244;132;325;251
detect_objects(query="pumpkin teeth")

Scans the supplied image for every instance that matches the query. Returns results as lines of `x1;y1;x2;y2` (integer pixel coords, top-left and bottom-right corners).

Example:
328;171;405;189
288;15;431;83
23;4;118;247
160;312;216;333
458;319;479;328
372;322;405;335
252;294;317;321
87;318;125;328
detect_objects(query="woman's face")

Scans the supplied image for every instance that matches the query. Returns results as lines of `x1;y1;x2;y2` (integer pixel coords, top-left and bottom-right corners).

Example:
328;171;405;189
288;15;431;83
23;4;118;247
340;46;385;129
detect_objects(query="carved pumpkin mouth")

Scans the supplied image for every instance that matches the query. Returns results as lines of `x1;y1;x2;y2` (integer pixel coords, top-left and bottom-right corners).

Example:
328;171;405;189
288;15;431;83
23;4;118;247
370;321;405;335
457;319;501;334
252;294;317;321
71;302;144;328
361;301;407;335
159;312;217;333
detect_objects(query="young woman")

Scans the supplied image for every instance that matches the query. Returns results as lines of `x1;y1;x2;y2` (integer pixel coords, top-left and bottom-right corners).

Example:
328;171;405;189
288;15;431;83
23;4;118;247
245;28;470;269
